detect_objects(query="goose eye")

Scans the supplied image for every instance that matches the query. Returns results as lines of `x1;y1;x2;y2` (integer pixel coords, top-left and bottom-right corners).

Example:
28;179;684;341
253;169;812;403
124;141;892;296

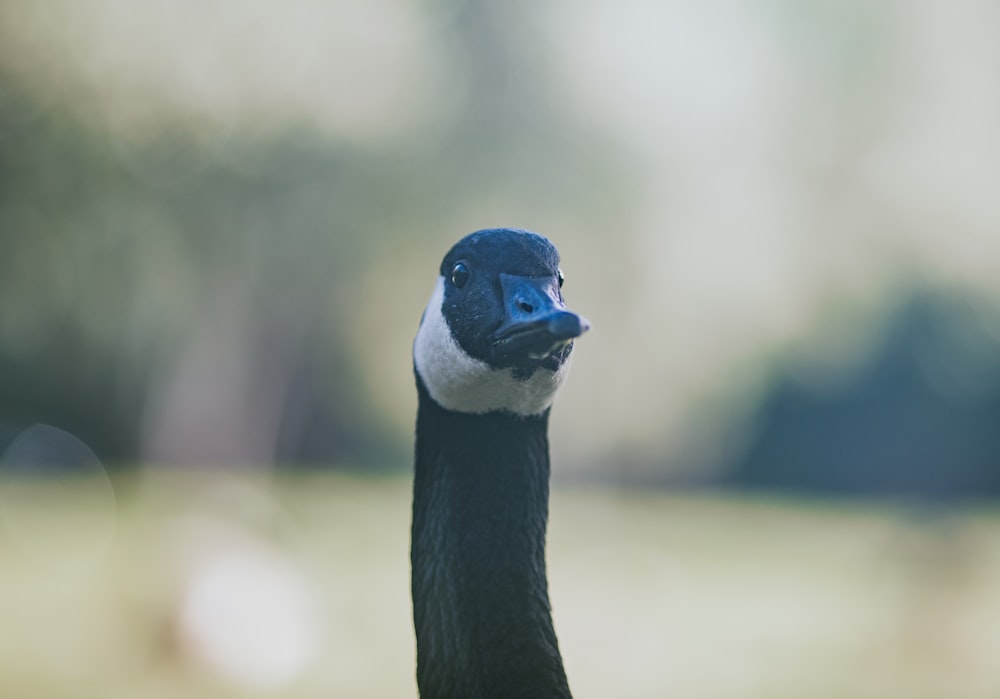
451;262;470;289
557;269;565;288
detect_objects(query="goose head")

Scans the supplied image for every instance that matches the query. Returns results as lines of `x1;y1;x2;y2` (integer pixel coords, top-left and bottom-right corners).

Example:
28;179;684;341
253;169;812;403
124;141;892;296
414;228;590;417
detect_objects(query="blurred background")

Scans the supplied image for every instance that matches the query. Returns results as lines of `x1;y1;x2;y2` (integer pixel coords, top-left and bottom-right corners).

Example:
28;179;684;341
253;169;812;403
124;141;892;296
1;0;999;697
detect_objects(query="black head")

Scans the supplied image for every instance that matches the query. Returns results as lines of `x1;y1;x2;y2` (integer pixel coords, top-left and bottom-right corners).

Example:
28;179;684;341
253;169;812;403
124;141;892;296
440;228;587;373
414;228;590;416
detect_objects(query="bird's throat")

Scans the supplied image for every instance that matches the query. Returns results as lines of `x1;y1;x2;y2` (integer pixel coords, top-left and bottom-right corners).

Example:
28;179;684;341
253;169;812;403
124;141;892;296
411;377;572;698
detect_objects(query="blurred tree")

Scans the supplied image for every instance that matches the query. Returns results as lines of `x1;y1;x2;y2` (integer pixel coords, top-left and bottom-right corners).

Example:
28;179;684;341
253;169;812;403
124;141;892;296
0;82;404;466
728;293;1000;498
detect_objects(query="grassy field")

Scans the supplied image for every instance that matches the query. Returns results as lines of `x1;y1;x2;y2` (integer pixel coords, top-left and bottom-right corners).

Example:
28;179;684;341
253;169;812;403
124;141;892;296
1;471;998;698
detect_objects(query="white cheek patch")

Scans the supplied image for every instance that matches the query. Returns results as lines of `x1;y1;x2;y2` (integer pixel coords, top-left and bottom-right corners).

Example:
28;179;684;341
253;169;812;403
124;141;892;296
413;277;571;417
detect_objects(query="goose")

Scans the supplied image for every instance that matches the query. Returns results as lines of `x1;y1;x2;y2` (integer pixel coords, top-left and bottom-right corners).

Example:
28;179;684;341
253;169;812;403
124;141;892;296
411;227;590;698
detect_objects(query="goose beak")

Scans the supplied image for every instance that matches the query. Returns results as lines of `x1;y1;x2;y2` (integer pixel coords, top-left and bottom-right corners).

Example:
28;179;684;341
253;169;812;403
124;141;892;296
492;273;590;365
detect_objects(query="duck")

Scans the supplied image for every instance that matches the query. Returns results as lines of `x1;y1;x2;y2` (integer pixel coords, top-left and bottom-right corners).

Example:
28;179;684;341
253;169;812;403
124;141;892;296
411;227;589;698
